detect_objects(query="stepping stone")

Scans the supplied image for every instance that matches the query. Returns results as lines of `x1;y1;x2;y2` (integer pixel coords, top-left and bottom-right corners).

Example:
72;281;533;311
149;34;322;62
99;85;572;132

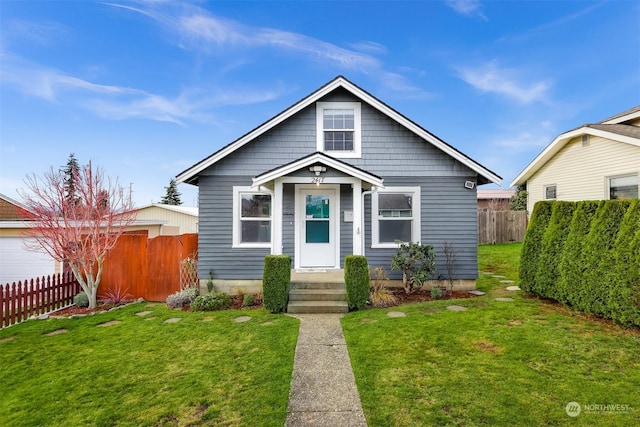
495;297;514;302
44;329;68;336
234;316;252;323
479;271;493;275
202;317;215;322
0;336;16;343
499;280;515;284
97;320;121;327
135;311;152;317
506;286;521;291
493;275;506;278
164;318;182;323
447;305;468;312
387;311;407;318
468;290;485;296
37;314;49;320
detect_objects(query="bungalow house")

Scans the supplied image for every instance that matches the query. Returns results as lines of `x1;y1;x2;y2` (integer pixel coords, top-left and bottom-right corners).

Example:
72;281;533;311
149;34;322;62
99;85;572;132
511;105;640;213
128;204;198;237
176;76;501;294
477;189;516;211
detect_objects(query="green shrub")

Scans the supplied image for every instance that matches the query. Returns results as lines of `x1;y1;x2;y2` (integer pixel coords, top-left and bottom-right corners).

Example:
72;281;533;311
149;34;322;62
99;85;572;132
430;286;443;299
534;201;576;299
190;292;231;312
607;200;640;326
519;201;553;293
344;255;369;310
242;293;255;307
576;200;630;316
263;255;291;314
390;241;437;294
74;292;89;308
166;288;198;310
556;200;602;306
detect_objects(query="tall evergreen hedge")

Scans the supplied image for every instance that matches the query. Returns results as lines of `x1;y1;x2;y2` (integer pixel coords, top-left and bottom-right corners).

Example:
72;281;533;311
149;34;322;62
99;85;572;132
607;200;640;326
556;200;601;306
519;201;553;293
521;199;640;326
576;200;630;316
534;201;575;300
344;255;369;311
263;255;291;313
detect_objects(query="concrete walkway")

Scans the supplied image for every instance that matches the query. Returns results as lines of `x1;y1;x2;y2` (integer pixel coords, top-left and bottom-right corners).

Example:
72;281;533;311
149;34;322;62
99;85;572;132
286;314;368;427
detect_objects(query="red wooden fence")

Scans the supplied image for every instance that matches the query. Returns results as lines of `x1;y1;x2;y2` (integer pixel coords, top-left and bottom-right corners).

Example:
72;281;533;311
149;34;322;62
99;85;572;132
1;271;81;328
99;233;198;302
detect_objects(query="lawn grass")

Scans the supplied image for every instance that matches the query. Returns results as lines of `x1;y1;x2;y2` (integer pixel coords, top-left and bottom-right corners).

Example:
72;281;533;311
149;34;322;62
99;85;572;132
0;304;299;426
343;243;640;426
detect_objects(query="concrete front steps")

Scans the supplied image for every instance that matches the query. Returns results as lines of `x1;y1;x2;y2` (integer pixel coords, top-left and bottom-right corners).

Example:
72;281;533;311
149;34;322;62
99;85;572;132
288;271;348;314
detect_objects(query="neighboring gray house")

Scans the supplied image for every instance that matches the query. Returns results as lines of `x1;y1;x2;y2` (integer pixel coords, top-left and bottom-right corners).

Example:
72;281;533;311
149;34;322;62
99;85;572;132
176;76;501;293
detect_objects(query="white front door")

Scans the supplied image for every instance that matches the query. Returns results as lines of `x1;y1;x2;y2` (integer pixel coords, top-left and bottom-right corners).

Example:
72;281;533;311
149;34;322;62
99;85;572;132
298;187;338;268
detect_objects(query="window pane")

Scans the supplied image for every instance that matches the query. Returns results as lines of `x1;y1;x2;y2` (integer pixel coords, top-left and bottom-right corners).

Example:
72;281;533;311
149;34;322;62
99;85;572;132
241;221;271;243
241;194;271;218
379;219;412;243
323;109;354;130
545;186;556;200
610;175;638;199
324;131;354;151
306;195;330;218
306;220;330;243
379;193;413;213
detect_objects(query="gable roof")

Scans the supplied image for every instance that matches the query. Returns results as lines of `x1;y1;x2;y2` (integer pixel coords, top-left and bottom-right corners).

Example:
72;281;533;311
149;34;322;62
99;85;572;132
511;105;640;187
133;203;198;217
0;192;31;220
176;76;501;186
252;151;384;189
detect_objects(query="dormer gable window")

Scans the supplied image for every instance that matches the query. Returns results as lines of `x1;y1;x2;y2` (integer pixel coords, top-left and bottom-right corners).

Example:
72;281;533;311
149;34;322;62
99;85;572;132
316;101;361;158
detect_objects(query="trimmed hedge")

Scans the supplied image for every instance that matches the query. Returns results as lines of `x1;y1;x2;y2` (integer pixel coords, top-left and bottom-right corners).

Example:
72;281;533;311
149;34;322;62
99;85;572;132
263;255;291;314
607;200;640;326
534;201;575;300
519;201;553;293
344;255;370;311
556;201;601;305
521;200;640;326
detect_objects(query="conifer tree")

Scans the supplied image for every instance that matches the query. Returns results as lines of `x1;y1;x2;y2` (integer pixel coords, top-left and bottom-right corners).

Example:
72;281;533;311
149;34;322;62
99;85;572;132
160;178;182;205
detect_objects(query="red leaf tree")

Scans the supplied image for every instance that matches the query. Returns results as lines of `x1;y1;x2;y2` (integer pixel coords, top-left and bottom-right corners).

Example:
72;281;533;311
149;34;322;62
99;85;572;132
19;162;137;308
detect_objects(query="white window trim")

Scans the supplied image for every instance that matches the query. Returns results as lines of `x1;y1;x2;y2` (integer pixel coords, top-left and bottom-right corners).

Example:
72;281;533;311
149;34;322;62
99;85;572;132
371;186;421;248
606;173;639;200
316;101;362;158
232;186;273;248
544;184;557;200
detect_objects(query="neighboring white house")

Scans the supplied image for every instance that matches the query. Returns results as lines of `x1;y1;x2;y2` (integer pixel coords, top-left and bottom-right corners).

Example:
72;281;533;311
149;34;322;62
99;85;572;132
0;193;62;285
130;204;198;237
511;105;640;213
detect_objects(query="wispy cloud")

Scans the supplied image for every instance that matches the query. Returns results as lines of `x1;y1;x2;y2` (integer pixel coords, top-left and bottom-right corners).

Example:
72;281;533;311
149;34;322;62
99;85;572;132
445;0;487;20
457;60;550;104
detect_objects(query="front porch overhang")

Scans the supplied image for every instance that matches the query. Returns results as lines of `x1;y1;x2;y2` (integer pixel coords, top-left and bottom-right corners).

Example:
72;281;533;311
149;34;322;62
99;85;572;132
251;151;384;190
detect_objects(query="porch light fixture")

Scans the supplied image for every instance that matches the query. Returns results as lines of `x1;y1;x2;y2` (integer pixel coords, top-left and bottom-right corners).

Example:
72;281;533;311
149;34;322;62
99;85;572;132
309;165;327;176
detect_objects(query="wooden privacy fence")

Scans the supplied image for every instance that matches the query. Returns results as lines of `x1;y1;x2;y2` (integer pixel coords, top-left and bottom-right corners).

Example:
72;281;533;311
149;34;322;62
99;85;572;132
99;233;198;302
1;271;81;328
478;210;527;245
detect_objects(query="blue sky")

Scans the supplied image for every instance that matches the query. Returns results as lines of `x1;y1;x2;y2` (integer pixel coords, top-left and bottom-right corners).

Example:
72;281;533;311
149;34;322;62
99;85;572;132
1;0;638;207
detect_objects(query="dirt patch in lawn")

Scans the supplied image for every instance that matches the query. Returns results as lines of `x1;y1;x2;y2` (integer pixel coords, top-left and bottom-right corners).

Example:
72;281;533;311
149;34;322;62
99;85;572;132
389;289;478;306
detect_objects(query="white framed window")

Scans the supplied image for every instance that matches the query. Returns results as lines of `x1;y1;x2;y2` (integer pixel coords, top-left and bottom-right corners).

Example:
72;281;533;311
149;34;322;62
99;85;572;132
544;185;557;200
232;187;272;248
608;174;638;200
316;101;361;158
371;187;421;248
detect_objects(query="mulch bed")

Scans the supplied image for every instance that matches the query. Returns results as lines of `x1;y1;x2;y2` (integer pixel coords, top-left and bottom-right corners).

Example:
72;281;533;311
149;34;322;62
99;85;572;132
389;289;478;306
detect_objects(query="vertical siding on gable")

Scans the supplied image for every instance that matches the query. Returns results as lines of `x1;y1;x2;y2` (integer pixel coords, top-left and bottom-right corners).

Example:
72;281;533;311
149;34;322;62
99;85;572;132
527;137;640;212
364;176;478;280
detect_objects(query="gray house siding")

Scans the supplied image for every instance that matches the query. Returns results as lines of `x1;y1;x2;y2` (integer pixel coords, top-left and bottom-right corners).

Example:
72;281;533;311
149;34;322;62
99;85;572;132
364;176;478;280
339;184;353;266
282;184;295;266
198;175;269;280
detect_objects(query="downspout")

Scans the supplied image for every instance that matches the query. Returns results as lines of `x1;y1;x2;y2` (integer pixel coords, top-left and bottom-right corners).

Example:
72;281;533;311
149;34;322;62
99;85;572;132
360;186;378;258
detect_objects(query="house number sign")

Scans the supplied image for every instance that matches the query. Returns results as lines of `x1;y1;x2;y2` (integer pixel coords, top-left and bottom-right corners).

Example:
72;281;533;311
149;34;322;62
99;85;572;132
311;177;325;184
